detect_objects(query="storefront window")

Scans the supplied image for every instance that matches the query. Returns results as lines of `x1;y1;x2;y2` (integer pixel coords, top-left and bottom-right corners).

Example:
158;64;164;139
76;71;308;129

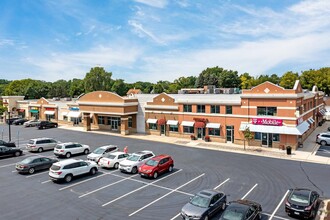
211;105;220;114
183;105;192;112
128;117;133;128
98;116;105;124
169;125;178;132
254;132;261;140
272;134;280;141
149;123;158;130
197;105;205;113
209;128;220;136
183;126;194;133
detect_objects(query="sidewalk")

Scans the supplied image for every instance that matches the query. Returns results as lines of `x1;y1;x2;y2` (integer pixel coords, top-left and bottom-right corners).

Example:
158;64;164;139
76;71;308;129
59;121;330;165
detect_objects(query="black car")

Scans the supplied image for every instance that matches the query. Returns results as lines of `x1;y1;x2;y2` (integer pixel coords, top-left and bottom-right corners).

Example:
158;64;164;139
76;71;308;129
6;117;21;125
0;140;16;148
12;118;28;125
181;189;227;220
0;146;22;157
285;188;320;219
37;121;58;129
16;156;59;174
219;200;262;220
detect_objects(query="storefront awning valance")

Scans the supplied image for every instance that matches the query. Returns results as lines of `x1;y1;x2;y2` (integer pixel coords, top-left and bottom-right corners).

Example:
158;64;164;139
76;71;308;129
157;118;166;125
320;109;326;115
68;111;81;118
18;109;25;112
307;117;315;124
239;121;310;135
206;123;221;129
181;121;194;127
29;109;39;113
146;118;158;124
166;120;178;126
194;122;205;128
62;112;68;116
44;111;55;115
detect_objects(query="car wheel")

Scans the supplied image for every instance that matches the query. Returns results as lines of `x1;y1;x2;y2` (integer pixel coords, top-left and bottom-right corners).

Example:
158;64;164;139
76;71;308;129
84;149;89;155
168;165;173;172
90;168;97;175
65;152;71;158
28;167;35;174
153;172;158;179
54;124;58;128
64;174;73;183
114;162;119;169
131;166;138;174
38;147;43;153
320;140;327;146
14;151;21;157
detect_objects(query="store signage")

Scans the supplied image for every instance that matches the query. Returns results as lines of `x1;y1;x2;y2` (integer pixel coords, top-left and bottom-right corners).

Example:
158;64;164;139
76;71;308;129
69;107;79;111
297;117;303;125
252;118;283;126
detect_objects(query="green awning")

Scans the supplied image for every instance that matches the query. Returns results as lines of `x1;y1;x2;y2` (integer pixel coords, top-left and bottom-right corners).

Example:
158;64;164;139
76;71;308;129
29;109;39;113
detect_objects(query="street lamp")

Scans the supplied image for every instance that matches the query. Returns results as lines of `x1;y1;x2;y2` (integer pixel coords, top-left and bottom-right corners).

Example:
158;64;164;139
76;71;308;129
6;111;12;142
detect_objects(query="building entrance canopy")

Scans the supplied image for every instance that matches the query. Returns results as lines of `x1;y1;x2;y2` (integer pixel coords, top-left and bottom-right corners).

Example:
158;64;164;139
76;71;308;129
44;111;55;115
240;121;309;135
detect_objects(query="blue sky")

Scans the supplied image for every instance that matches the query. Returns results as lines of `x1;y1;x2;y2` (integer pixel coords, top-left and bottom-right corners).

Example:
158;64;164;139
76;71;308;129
0;0;329;83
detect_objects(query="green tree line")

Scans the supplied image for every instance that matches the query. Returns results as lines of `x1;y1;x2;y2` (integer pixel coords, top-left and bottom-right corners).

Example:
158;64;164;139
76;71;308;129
0;66;329;99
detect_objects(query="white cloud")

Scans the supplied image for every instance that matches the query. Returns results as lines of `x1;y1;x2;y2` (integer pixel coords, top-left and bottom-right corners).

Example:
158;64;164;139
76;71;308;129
0;39;15;46
128;20;165;44
134;0;168;8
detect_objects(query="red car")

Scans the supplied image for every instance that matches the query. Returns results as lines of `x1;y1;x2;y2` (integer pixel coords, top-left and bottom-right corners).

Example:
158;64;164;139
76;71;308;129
138;154;174;179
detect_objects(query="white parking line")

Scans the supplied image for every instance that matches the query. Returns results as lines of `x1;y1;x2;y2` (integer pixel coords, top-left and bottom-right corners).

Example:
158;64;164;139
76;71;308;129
241;183;258;199
129;173;205;216
101;169;183;207
59;170;118;191
0;162;17;168
25;170;49;178
263;212;290;220
12;170;17;173
109;173;194;196
269;190;289;220
214;178;230;190
170;213;181;220
41;180;51;184
79;174;138;198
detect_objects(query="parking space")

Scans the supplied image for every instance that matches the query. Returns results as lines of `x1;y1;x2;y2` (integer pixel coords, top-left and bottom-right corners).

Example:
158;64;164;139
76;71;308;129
1;124;329;220
316;145;330;157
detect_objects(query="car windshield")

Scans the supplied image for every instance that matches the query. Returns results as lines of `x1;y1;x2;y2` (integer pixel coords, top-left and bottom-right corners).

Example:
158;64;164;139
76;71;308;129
51;165;61;171
28;140;35;144
189;195;210;208
127;155;140;161
145;159;158;166
55;145;62;149
93;148;105;154
21;157;35;164
105;155;116;159
289;192;310;205
221;209;244;220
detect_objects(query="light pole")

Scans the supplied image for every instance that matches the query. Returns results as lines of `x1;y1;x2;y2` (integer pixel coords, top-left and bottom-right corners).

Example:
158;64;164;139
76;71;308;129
7;111;11;142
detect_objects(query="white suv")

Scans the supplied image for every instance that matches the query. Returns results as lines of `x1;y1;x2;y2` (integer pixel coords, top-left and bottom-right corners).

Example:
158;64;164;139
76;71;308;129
54;142;90;158
87;145;119;162
26;138;60;152
119;150;155;174
49;159;98;183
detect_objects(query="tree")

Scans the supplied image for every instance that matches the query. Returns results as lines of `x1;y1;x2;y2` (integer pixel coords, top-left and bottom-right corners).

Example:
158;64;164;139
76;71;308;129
84;67;113;92
195;67;221;87
69;78;85;98
279;71;299;89
173;76;196;89
111;79;128;96
218;70;241;88
153;81;171;93
4;79;49;99
240;72;254;89
242;127;254;150
0;101;7;115
48;80;70;98
131;81;154;93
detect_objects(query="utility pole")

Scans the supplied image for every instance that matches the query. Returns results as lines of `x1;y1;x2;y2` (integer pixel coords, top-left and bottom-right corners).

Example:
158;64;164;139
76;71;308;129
8;111;11;142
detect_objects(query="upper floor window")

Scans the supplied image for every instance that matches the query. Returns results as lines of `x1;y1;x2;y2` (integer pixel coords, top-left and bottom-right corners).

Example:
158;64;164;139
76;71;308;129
183;105;192;112
257;107;277;116
211;105;220;114
197;105;205;113
226;106;232;114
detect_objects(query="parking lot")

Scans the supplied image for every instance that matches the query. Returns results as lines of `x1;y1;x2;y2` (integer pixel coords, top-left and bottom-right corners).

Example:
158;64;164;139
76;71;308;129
0;124;330;220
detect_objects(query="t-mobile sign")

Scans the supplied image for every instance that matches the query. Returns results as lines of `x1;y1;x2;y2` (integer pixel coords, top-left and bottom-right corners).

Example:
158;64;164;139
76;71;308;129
252;118;283;126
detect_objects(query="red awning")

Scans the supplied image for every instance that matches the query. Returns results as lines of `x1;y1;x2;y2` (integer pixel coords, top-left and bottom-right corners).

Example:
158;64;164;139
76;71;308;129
194;122;205;128
157;118;166;125
18;109;25;112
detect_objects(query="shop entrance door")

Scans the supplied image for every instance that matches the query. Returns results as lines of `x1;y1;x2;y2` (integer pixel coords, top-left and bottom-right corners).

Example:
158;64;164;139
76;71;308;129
111;118;119;131
197;128;205;139
261;133;273;147
226;126;234;143
160;125;166;135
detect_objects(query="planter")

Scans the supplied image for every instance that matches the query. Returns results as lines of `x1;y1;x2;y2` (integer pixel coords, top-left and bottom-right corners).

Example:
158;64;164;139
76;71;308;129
190;135;196;140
